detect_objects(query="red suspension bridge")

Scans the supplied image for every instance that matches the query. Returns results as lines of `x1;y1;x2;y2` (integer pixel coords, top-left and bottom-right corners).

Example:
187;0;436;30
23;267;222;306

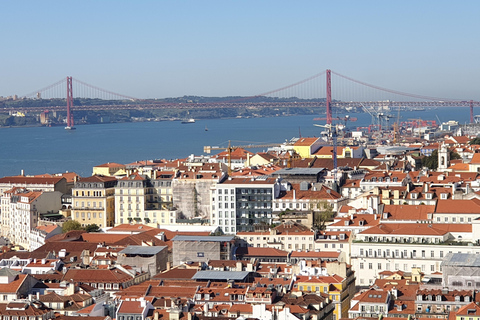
5;70;480;127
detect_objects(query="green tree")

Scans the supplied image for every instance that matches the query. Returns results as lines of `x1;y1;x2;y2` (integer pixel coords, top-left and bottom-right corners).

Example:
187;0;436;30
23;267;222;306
311;201;335;231
62;220;83;233
421;150;461;170
85;224;101;232
469;138;480;145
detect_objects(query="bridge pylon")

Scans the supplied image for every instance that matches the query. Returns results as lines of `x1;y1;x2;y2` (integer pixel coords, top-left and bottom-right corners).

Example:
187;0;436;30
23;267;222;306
66;77;74;129
326;69;332;124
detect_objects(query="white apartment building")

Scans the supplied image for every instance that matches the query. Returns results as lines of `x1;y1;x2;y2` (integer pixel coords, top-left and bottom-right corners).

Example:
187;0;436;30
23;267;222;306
350;222;478;286
211;177;281;233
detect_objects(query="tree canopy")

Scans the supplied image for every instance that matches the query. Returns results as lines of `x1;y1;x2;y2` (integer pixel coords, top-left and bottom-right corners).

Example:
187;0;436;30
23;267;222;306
85;224;101;233
469;137;480;145
421;149;461;170
62;220;83;233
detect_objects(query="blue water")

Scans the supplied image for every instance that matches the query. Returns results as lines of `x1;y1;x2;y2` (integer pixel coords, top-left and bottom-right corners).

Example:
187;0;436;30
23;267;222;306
0;107;473;178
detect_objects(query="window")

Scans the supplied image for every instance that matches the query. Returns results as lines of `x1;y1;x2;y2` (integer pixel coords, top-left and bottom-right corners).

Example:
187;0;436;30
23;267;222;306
360;263;364;269
368;263;372;269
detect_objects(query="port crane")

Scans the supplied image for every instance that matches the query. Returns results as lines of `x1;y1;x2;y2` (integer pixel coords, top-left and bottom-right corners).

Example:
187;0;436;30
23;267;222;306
204;140;280;175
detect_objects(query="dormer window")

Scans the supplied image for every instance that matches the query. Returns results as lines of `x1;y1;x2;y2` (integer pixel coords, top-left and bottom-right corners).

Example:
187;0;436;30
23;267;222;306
425;193;432;199
440;193;448;200
411;193;418;199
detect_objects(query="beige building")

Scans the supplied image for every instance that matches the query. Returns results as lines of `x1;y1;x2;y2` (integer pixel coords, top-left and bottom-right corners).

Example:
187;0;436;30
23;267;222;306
92;162;126;176
237;221;315;251
71;175;117;228
114;172;176;226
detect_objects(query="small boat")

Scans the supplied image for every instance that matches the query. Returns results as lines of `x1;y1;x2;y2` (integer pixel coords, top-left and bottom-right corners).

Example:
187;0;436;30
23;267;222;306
181;119;195;124
65;126;76;130
205;126;208;131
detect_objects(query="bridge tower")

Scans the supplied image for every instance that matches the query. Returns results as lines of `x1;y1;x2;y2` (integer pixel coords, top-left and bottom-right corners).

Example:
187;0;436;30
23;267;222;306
470;100;474;124
326;69;332;125
66;76;74;129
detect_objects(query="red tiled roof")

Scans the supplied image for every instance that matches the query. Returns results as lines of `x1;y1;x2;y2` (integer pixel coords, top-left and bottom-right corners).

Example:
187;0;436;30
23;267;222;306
294;138;319;147
436;198;480;213
118;301;144;314
63;268;133;283
94;162;125;168
360;223;471;236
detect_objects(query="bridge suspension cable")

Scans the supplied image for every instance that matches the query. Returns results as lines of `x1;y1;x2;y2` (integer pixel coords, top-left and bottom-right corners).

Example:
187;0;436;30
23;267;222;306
331;70;463;102
72;78;138;101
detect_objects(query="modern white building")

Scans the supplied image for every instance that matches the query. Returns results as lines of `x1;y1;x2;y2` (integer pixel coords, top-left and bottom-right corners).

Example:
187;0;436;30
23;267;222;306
211;177;281;233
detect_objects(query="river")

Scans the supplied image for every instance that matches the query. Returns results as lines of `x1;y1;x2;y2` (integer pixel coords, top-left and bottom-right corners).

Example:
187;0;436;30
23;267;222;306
0;107;473;178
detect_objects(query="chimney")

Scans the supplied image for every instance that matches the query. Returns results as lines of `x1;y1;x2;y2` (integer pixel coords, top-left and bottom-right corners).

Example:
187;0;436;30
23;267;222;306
293;189;296;200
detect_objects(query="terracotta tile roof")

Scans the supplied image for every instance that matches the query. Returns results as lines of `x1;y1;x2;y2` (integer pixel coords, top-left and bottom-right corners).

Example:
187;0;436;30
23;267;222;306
231;165;282;177
107;224;156;232
360;223;471;236
0;302;51;316
126;160;156;166
34;225;59;234
94;162;125;168
118;301;144;314
277;183;342;200
0;176;65;185
63;267;133;283
448;162;470;171
81;233;130;244
77;175;118;183
152;268;198;280
354;288;389;303
213;148;254;160
120;173;146;181
329;214;380;228
436;198;480;213
0;273;28;294
383;205;435;220
34;241;100;261
236;247;289;257
46;230;86;242
293;137;319;147
456;302;480;316
295;274;344;284
290;251;340;258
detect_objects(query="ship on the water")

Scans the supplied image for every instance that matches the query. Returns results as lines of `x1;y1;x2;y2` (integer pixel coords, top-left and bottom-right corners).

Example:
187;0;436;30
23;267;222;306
181;119;195;124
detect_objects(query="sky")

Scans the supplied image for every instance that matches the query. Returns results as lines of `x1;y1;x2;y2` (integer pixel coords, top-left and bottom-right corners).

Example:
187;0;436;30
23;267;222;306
1;1;480;100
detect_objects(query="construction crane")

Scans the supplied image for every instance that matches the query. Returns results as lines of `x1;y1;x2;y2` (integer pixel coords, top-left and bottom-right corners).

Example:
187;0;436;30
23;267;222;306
204;140;281;175
314;123;340;183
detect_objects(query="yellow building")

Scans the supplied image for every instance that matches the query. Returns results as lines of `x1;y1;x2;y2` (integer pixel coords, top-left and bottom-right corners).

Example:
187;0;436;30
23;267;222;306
312;146;359;159
92;162;126;176
295;272;354;320
71;175;118;228
114;172;175;226
293;137;322;159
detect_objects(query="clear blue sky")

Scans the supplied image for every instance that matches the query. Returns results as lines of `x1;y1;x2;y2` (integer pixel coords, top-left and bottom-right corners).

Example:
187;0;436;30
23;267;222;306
1;1;480;100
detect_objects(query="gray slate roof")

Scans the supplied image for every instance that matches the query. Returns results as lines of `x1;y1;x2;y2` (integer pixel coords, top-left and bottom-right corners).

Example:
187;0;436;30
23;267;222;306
119;245;167;255
441;253;480;267
192;270;250;281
